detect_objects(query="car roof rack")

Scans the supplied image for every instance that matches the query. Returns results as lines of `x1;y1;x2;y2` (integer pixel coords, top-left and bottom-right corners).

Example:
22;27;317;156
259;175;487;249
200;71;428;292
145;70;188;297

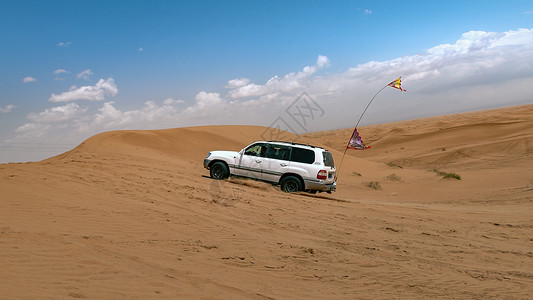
266;140;318;149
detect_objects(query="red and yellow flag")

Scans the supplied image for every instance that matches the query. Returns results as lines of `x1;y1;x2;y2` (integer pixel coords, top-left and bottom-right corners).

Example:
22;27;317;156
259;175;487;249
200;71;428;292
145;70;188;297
388;77;406;91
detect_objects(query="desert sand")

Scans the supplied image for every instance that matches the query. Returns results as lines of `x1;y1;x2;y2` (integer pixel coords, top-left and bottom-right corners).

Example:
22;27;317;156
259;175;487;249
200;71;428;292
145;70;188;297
1;104;532;299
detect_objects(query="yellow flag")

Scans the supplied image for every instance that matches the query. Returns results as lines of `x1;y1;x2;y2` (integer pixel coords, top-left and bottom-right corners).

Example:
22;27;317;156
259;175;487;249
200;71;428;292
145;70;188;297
388;77;406;91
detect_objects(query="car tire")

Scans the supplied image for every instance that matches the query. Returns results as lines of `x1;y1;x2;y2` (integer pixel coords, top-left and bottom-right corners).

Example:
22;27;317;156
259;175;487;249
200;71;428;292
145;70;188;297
210;162;229;180
280;176;302;193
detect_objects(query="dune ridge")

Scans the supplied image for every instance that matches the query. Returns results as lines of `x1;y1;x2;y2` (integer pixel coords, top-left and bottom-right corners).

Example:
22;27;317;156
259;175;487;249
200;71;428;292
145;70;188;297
1;104;532;299
306;104;533;169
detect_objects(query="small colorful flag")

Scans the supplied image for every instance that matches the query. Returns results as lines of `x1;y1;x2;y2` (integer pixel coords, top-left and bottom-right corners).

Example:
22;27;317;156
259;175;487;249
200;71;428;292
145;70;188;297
347;128;370;150
388;77;406;91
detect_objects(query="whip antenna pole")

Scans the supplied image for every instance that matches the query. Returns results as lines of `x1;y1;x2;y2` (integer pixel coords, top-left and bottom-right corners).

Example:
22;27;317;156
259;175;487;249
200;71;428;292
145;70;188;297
335;84;388;182
334;77;405;184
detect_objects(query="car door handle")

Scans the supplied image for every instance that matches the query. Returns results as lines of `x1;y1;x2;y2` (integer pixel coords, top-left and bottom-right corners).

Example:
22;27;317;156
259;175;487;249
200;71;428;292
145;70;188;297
255;159;262;163
280;163;288;167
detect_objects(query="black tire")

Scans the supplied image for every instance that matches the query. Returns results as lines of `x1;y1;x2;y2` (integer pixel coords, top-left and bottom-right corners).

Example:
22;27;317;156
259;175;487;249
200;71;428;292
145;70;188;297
210;162;229;180
280;176;302;193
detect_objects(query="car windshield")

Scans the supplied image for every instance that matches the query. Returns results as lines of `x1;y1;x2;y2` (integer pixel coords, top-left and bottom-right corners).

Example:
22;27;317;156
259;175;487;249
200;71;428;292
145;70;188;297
322;151;335;167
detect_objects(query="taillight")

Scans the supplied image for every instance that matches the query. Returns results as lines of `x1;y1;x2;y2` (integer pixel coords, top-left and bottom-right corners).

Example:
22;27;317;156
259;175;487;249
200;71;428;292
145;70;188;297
317;170;327;180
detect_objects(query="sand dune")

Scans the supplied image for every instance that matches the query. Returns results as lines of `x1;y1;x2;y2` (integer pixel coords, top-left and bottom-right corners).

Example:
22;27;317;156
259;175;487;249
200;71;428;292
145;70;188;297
307;104;533;169
1;104;533;299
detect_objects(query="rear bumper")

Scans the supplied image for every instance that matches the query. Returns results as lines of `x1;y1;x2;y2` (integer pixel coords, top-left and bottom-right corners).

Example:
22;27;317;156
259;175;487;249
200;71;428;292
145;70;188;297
304;180;336;192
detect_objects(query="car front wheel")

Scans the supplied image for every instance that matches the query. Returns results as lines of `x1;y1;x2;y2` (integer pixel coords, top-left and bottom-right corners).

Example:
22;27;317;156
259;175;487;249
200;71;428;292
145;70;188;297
280;176;302;193
210;162;229;180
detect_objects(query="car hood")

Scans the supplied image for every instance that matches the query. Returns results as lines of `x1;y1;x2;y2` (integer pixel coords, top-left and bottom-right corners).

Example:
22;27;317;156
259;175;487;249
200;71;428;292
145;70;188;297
209;150;240;158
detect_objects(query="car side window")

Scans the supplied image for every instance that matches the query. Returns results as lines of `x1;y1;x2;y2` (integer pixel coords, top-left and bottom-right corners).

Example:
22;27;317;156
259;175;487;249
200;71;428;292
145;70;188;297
244;144;266;157
290;147;315;164
264;144;291;160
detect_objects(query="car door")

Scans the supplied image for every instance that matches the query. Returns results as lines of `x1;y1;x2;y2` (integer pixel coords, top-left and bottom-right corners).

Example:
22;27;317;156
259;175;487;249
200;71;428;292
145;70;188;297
261;144;291;183
234;143;266;180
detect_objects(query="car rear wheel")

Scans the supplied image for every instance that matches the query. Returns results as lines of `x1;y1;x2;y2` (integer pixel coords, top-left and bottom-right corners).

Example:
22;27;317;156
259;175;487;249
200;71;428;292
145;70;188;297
210;162;229;180
280;176;302;193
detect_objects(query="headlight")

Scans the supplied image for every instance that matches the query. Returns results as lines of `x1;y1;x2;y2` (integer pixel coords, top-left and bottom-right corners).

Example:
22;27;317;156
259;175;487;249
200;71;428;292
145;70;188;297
206;152;211;159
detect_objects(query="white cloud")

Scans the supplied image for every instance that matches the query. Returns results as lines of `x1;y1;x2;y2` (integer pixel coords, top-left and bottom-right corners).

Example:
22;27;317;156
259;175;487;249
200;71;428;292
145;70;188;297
77;99;184;133
77;69;93;80
227;55;330;99
14;123;52;139
138;47;144;52
163;97;186;105
183;92;225;115
196;91;222;106
49;78;118;102
491;28;533;47
53;69;69;74
0;104;15;113
23;76;37;83
27;103;88;123
92;102;130;128
316;55;330;68
225;78;250;88
363;9;372;15
57;41;71;47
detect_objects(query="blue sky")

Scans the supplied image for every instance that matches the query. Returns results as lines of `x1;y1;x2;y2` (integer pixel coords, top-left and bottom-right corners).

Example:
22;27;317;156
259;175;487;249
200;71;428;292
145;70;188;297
1;0;533;162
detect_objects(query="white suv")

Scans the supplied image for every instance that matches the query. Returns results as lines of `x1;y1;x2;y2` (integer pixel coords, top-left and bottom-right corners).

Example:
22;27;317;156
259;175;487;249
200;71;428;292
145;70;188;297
203;141;336;193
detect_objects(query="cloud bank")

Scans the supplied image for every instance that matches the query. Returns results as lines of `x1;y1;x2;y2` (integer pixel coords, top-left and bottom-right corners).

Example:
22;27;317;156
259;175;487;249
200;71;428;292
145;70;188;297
8;28;533;161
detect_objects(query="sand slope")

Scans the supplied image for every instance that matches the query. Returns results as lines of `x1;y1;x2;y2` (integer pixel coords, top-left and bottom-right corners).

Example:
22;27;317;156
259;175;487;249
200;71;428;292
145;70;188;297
1;105;533;299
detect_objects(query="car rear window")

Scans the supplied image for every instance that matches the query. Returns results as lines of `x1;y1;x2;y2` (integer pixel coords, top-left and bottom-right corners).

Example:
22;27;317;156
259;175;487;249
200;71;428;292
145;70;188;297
290;147;315;164
323;151;335;167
